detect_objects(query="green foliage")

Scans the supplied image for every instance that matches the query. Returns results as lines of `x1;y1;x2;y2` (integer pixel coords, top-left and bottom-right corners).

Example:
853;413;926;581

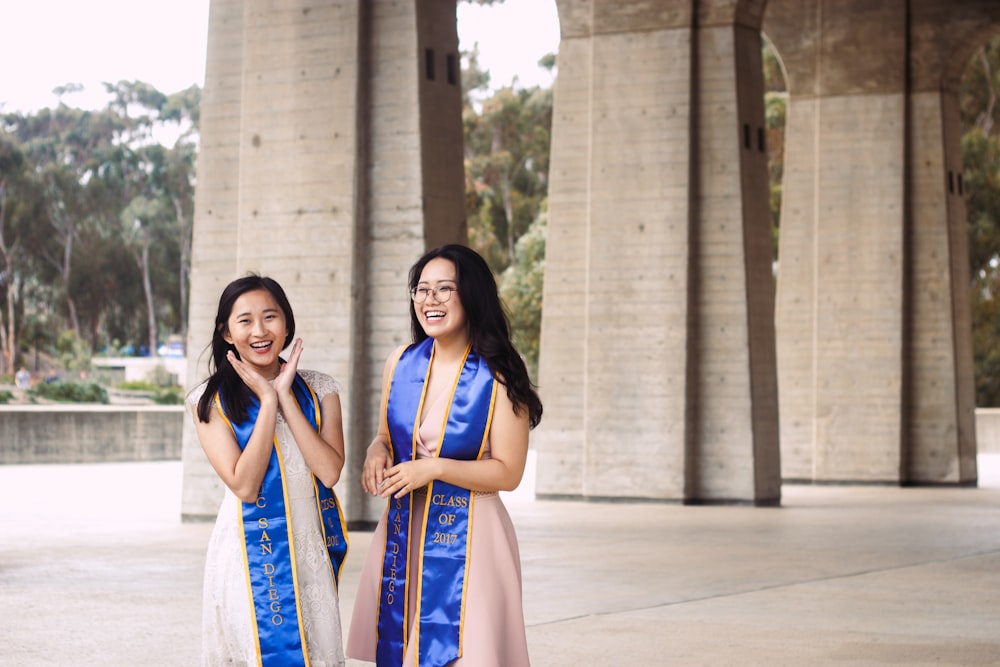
151;387;184;405
462;50;553;374
0;389;13;404
56;329;91;373
116;380;158;391
762;41;787;265
115;379;184;405
464;85;552;275
499;208;547;379
962;38;1000;406
0;80;197;372
29;380;108;404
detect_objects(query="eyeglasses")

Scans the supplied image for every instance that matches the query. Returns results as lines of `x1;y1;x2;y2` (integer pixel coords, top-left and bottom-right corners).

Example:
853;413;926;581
410;285;457;303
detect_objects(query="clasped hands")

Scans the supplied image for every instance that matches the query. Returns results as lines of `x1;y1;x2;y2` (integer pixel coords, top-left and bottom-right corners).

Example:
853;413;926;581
362;443;436;499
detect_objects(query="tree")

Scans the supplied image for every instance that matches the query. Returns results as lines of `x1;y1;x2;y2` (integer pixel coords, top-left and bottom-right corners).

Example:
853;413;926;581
465;85;552;272
962;37;1000;406
0;135;35;374
0;80;198;370
762;38;787;267
499;206;546;377
462;46;554;380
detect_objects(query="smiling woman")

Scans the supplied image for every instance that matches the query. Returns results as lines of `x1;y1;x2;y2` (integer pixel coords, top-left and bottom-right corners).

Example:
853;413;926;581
346;244;542;667
188;273;349;665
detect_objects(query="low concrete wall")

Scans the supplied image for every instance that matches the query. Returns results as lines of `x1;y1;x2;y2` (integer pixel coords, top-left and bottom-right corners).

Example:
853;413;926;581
975;408;1000;454
0;405;184;464
2;404;997;466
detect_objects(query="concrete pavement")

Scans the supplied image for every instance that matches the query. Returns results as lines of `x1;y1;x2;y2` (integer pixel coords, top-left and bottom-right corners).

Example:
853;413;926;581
2;457;1000;666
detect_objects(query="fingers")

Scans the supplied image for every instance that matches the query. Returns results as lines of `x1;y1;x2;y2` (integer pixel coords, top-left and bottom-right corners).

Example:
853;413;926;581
286;338;304;368
362;465;383;495
362;452;390;495
379;466;410;499
361;460;402;498
226;351;275;399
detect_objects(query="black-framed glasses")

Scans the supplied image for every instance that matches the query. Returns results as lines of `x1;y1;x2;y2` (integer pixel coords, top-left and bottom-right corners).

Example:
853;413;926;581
410;285;457;303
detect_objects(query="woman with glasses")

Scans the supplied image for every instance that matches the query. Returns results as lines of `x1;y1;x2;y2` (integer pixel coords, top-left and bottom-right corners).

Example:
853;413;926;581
347;244;542;667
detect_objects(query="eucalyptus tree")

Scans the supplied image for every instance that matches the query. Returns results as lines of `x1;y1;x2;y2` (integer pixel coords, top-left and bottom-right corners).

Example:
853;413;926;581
961;37;1000;406
462;48;554;378
0;80;198;365
0;135;42;374
464;84;552;271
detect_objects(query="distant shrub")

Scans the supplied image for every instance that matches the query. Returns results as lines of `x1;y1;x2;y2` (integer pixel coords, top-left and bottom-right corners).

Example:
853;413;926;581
0;389;13;404
29;381;108;404
117;380;157;392
152;388;184;405
115;380;184;405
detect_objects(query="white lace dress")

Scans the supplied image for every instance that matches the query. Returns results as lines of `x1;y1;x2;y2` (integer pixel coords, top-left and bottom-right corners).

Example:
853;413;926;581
189;370;345;667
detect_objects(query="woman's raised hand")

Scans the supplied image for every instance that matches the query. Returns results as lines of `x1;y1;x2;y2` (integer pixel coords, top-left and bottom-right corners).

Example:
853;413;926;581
226;349;276;401
272;338;303;396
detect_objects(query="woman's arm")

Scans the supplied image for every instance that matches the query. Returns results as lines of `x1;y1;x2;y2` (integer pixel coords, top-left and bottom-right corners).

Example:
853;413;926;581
194;390;278;503
379;385;529;498
273;339;346;488
360;347;404;496
281;387;346;489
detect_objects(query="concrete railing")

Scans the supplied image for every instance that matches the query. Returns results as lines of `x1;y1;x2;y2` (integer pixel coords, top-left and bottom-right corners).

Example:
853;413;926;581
0;404;184;464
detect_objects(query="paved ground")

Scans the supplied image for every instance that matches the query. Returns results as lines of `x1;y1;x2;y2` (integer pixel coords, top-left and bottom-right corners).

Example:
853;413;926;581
2;457;1000;666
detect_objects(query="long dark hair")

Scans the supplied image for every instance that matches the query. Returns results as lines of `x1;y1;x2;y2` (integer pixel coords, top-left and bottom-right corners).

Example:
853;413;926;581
408;244;542;428
195;274;296;424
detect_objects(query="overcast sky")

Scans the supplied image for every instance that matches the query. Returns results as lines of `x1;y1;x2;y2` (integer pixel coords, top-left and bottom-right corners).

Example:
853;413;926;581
0;0;559;114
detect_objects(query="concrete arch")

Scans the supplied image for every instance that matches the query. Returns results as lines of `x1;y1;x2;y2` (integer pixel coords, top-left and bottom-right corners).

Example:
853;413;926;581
182;0;992;522
911;0;1000;90
763;0;987;485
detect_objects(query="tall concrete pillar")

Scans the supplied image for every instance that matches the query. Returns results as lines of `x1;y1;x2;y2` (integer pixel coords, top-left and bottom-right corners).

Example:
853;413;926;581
902;0;996;484
182;0;465;523
767;0;909;483
766;0;990;484
537;0;779;504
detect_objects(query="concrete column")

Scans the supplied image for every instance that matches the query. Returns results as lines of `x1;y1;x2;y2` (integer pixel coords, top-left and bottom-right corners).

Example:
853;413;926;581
182;0;465;523
767;0;992;484
767;0;908;483
537;0;779;503
351;0;465;525
902;0;994;484
182;0;246;521
905;91;976;483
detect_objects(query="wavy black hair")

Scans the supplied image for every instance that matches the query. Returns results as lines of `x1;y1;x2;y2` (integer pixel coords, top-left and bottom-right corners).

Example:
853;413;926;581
195;274;295;424
408;244;542;429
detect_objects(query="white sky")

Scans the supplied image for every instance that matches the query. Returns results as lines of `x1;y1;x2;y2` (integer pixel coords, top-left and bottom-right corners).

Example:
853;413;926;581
0;0;559;114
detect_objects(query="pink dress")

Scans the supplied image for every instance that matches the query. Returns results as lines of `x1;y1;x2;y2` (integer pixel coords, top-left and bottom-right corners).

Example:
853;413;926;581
346;387;530;667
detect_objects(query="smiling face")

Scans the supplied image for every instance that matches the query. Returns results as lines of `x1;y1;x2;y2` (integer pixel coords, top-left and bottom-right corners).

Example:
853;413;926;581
414;257;468;344
223;288;288;378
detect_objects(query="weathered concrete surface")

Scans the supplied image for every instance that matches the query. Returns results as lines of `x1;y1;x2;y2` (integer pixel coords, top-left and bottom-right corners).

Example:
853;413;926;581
3;458;1000;666
765;0;1000;485
0;405;183;464
537;0;779;505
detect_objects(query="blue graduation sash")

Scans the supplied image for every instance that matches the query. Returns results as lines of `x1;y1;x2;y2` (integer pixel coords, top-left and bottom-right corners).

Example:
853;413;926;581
375;338;497;667
214;373;349;666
